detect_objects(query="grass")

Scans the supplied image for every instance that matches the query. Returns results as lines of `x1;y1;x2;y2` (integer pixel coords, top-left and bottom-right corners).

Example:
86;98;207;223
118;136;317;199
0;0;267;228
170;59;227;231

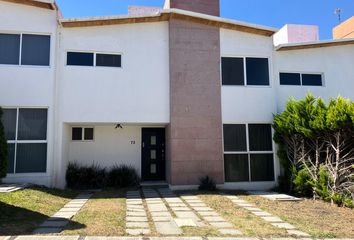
242;194;354;238
61;189;126;236
0;187;77;235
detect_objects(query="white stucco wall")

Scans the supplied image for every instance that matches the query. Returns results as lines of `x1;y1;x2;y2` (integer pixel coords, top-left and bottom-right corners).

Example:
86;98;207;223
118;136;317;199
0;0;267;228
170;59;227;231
67;125;142;175
0;1;58;186
57;22;170;124
220;29;279;189
275;45;354;112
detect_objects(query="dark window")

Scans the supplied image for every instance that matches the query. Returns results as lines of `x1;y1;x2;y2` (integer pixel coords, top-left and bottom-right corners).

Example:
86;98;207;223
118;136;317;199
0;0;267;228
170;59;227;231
302;74;322;86
224;154;249;182
16;143;47;173
223;124;247;152
7;143;15;174
1;109;17;140
67;52;94;66
246;58;270;85
84;128;94;140
18;109;47;140
72;128;82;141
280;73;301;85
222;57;244;85
250;154;274;181
248;124;272;151
0;33;20;65
21;34;50;66
96;54;121;67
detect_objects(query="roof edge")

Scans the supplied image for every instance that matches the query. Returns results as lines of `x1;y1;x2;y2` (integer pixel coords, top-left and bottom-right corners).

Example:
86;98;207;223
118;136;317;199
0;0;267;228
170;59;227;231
275;38;354;51
0;0;56;10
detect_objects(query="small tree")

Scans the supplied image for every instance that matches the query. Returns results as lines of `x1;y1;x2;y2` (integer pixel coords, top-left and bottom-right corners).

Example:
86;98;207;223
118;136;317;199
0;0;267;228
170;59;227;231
0;107;8;182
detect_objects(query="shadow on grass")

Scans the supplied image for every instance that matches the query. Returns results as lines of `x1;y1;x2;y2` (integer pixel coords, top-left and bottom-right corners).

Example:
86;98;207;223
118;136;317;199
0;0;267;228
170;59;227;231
0;201;85;235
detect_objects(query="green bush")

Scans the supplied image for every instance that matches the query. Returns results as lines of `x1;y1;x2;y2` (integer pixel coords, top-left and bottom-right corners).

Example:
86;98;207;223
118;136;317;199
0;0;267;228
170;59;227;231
0;107;8;181
106;165;140;188
293;167;312;197
198;176;217;191
66;162;106;189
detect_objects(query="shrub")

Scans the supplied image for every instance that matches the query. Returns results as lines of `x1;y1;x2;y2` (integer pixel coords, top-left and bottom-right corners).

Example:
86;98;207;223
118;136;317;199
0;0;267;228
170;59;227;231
293;167;312;197
66;162;106;189
106;165;140;188
198;176;217;191
0;107;8;181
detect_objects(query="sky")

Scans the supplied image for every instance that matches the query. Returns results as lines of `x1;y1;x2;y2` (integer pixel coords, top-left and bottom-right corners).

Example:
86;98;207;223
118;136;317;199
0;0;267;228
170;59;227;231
56;0;354;40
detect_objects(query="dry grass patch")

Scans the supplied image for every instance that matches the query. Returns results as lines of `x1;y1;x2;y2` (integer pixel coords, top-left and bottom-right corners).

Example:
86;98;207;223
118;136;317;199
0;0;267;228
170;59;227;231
242;195;354;238
198;192;287;237
0;187;77;235
61;189;126;236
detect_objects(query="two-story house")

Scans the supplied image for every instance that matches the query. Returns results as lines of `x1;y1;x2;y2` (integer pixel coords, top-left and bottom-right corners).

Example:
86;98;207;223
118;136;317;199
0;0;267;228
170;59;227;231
0;0;353;190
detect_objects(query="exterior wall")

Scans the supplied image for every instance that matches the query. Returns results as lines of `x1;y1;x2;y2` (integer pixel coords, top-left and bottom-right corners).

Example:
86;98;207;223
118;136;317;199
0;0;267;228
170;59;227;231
274;24;319;46
57;22;170;124
167;19;223;186
275;45;354;111
0;1;57;186
220;28;280;190
165;0;220;16
333;16;354;39
68;125;142;175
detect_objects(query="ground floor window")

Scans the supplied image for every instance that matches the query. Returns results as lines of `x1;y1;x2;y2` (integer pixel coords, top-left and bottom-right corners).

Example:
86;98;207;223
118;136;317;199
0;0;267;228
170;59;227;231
223;124;274;182
1;108;48;174
71;127;94;141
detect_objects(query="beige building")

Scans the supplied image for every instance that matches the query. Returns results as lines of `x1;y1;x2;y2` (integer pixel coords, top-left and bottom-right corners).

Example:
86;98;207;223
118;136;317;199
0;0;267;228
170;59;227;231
333;16;354;39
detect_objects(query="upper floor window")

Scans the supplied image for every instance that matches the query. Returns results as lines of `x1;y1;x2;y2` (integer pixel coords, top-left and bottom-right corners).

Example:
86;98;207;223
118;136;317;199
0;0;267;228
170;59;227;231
67;51;122;68
222;57;270;86
0;33;50;66
280;72;323;86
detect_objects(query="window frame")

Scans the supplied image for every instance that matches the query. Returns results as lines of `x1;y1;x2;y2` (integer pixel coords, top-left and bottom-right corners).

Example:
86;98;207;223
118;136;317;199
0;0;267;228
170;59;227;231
221;55;272;88
279;71;325;87
66;50;123;68
2;107;48;175
223;123;275;183
71;126;95;142
0;31;51;67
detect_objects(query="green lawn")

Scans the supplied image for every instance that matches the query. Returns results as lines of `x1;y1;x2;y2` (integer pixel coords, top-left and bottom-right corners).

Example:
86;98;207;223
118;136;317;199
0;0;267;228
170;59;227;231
0;187;77;235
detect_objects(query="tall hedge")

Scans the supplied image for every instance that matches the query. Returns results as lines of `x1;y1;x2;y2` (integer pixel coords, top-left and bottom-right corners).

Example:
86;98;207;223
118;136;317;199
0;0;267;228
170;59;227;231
0;107;8;180
273;94;354;207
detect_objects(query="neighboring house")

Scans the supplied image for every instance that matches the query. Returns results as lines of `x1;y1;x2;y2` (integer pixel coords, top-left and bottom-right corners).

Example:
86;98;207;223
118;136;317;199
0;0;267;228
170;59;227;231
0;0;353;190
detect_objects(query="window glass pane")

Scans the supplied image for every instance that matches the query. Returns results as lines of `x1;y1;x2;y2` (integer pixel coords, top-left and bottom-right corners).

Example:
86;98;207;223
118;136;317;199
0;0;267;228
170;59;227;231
21;34;50;66
248;124;272;151
16;143;47;173
7;143;15;174
72;128;82;141
279;73;301;85
84;128;94;140
0;33;20;65
250;154;274;181
150;150;156;160
224;154;249;182
96;54;121;67
18;109;47;140
246;58;270;85
302;74;322;86
67;52;94;66
150;164;157;174
222;57;244;85
151;136;157;145
1;109;17;140
223;124;247;152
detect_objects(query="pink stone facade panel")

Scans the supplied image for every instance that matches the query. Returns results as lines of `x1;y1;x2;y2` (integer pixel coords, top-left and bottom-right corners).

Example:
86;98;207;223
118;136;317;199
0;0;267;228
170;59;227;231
167;0;220;16
287;24;319;43
128;5;161;15
167;18;223;186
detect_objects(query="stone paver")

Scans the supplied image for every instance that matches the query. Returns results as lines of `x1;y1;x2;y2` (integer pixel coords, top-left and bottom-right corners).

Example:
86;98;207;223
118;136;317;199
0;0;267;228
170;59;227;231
126;216;148;222
127;212;147;217
287;229;311;237
126;222;149;228
261;216;283;223
204;216;226;222
198;211;219;216
209;222;234;228
218;229;243;235
251;211;272;217
126;229;150;235
34;192;92;234
154;221;183;235
125;191;150;236
271;222;296;229
174;218;198;227
175;211;200;221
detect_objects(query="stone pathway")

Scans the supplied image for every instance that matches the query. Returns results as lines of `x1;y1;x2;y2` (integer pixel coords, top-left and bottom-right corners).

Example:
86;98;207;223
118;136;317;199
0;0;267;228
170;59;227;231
225;195;310;237
125;190;151;236
33;192;93;234
180;194;242;236
0;183;27;193
142;188;182;235
248;191;302;201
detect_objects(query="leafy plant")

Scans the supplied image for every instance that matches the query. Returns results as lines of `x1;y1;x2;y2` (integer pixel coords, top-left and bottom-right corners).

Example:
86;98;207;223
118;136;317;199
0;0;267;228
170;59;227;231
0;107;8;181
106;165;140;188
198;176;217;191
66;162;106;189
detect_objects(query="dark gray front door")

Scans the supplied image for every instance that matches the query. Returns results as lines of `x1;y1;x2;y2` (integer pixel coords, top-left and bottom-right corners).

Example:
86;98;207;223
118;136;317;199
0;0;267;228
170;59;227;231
141;128;165;181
